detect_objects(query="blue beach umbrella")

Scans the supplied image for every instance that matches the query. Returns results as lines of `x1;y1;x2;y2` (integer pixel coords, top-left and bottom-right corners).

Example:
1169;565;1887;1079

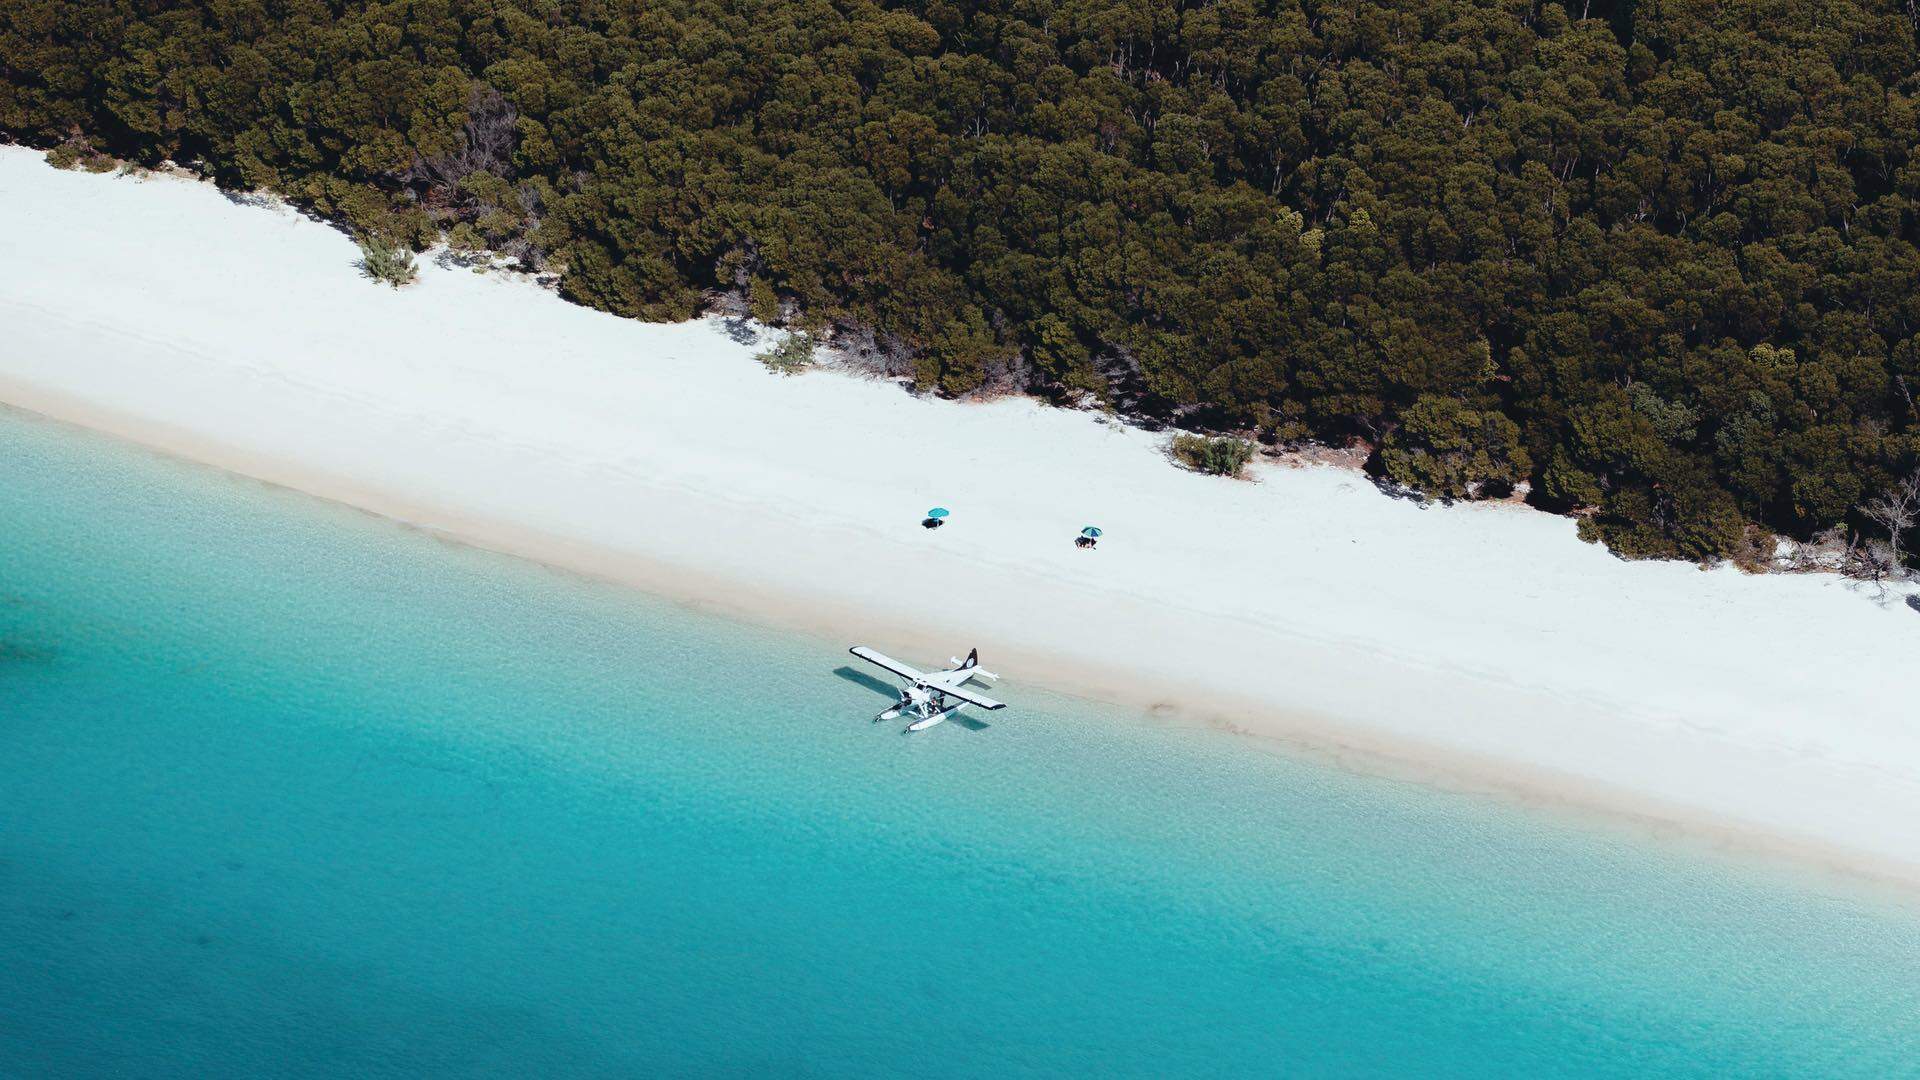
1081;526;1102;538
927;507;950;519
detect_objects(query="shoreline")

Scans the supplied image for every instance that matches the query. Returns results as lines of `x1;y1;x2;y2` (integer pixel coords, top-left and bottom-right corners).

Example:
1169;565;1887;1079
12;395;1919;902
6;145;1920;891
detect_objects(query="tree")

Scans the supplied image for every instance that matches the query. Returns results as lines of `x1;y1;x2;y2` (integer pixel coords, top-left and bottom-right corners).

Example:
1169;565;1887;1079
1170;435;1256;478
4;0;1916;566
1860;466;1920;576
1380;396;1532;501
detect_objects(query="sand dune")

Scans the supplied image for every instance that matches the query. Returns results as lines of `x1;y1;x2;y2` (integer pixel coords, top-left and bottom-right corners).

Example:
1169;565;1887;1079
4;145;1917;884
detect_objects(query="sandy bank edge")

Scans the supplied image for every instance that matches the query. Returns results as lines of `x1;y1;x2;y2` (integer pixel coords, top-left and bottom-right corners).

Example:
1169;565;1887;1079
7;381;1917;902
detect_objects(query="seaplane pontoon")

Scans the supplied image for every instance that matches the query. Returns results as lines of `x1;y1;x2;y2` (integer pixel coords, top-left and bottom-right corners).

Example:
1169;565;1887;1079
849;646;1006;731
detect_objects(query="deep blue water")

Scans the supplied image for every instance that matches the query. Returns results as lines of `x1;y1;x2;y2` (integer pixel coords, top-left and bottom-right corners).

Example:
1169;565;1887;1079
2;407;1917;1078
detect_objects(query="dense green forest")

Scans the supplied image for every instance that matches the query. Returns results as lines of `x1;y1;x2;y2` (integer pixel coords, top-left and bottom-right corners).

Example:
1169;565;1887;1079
4;0;1919;562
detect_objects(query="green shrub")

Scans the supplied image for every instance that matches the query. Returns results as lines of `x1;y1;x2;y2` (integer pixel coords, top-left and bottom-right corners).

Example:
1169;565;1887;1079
755;332;815;375
45;143;83;170
1171;434;1256;477
1380;395;1532;500
445;222;486;253
748;278;781;324
357;235;417;287
47;140;113;172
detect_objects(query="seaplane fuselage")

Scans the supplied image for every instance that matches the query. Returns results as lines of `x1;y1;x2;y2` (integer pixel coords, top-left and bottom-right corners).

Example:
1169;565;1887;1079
850;646;1007;731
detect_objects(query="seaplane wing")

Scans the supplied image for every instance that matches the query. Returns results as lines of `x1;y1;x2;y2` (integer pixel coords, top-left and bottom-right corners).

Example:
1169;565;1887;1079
928;680;1006;711
848;646;924;682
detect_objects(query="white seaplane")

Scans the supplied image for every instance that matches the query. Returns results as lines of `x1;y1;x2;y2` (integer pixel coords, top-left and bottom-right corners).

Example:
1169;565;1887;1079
848;646;1006;731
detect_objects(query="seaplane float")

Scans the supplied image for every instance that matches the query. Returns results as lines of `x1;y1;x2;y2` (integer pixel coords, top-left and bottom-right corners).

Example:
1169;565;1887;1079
848;646;1007;731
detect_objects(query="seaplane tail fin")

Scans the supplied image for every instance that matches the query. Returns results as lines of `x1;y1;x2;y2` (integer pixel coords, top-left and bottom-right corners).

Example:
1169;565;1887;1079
951;649;1001;682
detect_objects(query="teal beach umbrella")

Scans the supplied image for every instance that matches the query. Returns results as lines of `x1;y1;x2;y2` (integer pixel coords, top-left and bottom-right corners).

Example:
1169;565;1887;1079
1080;526;1102;538
927;507;950;519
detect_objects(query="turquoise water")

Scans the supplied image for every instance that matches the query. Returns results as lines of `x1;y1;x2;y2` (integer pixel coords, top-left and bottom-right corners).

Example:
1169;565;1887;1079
2;408;1917;1078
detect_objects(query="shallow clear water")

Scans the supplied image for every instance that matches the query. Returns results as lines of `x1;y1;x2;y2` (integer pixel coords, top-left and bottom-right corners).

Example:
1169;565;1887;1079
1;407;1917;1078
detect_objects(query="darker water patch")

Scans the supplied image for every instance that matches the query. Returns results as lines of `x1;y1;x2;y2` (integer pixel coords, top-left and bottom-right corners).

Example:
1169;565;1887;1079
0;640;55;665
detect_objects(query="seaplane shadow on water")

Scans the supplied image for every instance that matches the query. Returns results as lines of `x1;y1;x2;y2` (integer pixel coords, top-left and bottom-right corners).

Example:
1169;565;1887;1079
843;647;1005;732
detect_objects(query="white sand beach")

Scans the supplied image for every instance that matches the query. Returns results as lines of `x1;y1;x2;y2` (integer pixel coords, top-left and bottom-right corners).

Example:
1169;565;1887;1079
5;146;1918;883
